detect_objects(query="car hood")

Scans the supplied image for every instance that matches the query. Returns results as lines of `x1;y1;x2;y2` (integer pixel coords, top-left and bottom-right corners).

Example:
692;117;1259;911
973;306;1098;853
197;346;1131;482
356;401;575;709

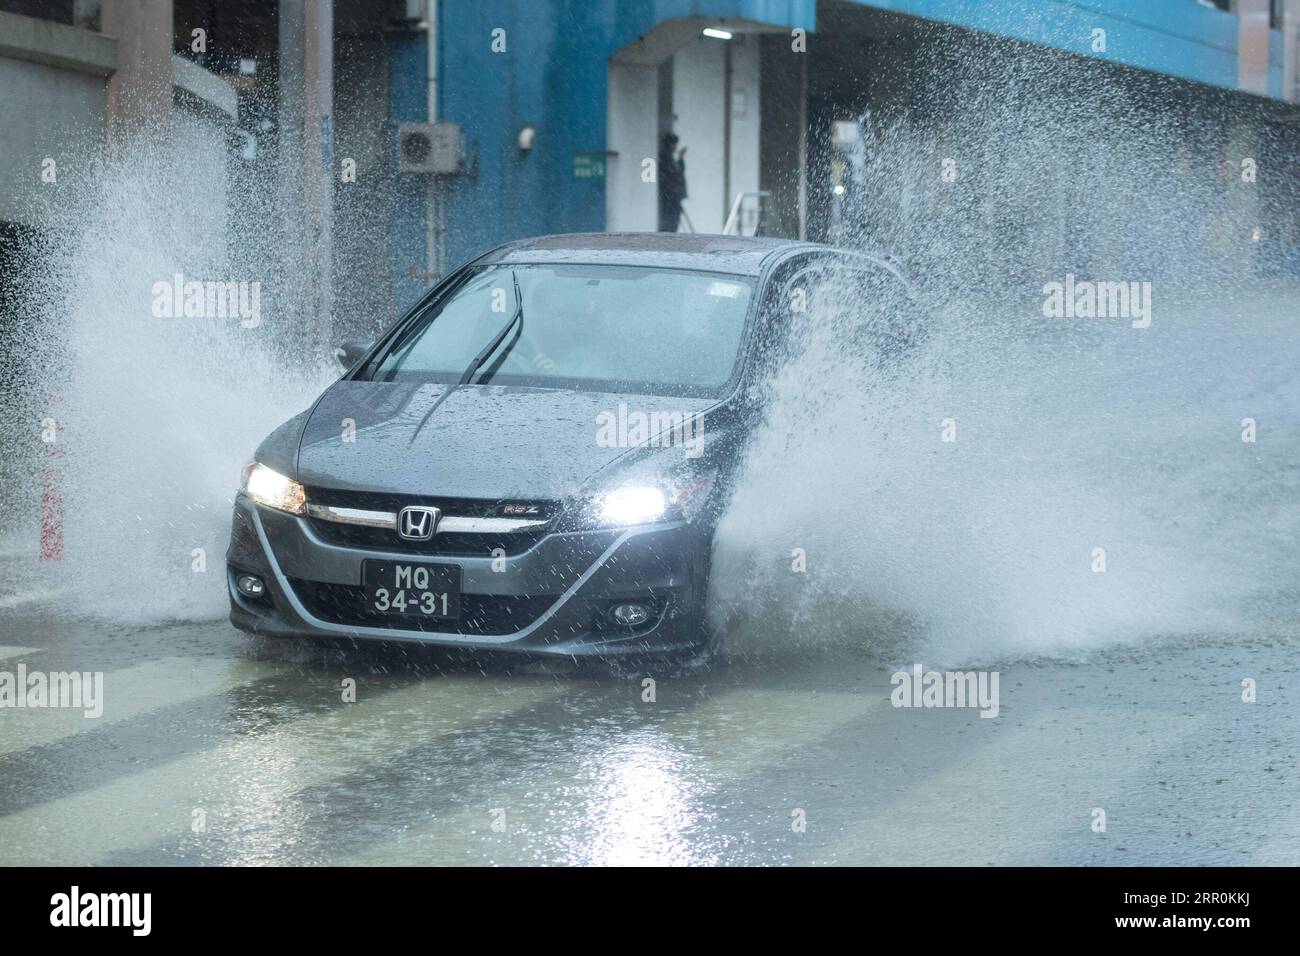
292;380;720;500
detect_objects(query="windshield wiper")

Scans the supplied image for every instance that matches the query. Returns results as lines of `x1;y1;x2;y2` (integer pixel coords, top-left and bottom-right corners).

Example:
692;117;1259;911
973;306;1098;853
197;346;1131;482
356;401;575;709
407;272;526;444
458;270;523;386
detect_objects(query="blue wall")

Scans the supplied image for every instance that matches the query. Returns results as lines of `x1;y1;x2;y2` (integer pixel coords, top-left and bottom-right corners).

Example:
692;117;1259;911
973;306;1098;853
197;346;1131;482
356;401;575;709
388;0;1281;297
430;1;813;272
847;0;1243;90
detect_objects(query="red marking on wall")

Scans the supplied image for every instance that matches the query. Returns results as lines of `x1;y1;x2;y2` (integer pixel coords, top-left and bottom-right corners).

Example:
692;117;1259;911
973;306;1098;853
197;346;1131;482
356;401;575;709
40;393;64;562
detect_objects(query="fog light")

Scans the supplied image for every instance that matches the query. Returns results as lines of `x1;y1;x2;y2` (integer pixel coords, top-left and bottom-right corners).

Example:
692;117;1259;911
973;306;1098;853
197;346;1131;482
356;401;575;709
610;602;651;627
236;574;265;598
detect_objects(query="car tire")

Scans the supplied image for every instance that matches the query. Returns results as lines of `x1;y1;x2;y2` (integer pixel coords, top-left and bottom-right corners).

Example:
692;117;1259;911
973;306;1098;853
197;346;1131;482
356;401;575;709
668;575;723;669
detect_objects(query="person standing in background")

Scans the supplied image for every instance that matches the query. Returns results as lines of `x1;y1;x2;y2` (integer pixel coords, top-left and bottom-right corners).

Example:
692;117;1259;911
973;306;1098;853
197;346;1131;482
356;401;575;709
658;132;688;232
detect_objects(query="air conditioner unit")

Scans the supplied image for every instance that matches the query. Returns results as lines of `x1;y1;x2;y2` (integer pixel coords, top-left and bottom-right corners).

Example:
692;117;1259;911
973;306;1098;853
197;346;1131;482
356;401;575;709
394;0;428;26
397;122;463;174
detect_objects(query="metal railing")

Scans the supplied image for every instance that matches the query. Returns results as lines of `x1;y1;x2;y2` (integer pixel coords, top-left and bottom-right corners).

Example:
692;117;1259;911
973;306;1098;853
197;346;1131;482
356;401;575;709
722;191;771;236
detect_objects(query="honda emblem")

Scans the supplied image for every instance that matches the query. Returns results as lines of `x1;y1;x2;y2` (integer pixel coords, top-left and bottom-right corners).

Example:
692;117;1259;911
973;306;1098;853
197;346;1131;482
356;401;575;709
397;506;440;540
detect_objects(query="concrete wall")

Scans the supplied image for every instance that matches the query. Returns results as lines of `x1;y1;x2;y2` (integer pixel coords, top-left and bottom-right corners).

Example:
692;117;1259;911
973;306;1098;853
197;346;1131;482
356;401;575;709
671;36;726;233
0;11;112;224
606;60;659;233
0;12;236;228
670;33;762;234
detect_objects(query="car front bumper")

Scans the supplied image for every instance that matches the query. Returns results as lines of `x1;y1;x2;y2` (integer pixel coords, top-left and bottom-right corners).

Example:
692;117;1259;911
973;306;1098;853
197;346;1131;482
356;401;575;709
225;494;710;658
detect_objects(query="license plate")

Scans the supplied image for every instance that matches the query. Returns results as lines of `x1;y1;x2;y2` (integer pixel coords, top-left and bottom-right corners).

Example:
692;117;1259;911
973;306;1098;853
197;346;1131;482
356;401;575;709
362;561;461;619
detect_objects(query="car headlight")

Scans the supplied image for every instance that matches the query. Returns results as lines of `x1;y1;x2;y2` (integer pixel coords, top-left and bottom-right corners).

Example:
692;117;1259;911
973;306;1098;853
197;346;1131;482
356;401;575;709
598;485;667;525
591;472;717;528
241;462;307;515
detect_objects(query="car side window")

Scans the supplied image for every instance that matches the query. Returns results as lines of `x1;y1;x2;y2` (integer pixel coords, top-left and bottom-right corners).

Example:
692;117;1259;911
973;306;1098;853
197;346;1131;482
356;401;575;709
831;262;926;362
779;258;922;354
753;258;833;362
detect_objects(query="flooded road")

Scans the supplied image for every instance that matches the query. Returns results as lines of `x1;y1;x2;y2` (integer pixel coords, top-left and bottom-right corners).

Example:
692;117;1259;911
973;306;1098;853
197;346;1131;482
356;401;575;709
4;283;1295;867
2;593;1296;866
0;0;1297;880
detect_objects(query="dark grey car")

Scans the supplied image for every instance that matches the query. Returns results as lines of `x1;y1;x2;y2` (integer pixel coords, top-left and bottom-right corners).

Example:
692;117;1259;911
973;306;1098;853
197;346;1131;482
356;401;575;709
226;233;914;660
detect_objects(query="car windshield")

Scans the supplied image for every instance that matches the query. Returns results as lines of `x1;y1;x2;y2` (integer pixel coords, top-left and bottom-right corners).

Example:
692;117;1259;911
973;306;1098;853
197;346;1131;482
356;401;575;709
369;264;756;397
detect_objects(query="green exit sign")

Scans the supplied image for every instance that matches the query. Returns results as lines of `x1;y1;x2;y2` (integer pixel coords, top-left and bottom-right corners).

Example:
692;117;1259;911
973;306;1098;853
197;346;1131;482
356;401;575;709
573;152;606;180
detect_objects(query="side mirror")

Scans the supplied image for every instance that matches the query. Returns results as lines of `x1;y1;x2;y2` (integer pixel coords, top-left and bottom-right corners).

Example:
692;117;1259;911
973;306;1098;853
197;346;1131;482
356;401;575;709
334;339;373;370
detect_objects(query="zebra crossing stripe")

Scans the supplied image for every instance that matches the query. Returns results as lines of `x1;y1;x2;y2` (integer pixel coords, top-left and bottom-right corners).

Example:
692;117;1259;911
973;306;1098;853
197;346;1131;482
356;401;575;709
344;686;881;865
0;655;291;757
0;673;566;865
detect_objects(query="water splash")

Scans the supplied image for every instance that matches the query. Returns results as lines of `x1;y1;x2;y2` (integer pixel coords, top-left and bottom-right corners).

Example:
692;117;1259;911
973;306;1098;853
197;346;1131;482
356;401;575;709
1;35;1296;661
711;36;1300;665
1;142;334;620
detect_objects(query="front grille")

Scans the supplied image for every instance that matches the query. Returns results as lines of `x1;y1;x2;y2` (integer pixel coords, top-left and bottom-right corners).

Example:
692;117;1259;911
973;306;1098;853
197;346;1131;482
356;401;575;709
303;486;558;557
288;578;554;635
304;487;558;518
308;521;547;557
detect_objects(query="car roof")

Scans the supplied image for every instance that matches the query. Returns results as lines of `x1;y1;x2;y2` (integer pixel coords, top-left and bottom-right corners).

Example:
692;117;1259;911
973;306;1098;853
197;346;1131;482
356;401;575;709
476;232;824;277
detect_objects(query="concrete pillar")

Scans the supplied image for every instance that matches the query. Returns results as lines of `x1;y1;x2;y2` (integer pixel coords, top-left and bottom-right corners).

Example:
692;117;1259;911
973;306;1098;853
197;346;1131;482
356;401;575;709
278;0;334;343
1233;0;1271;96
673;36;763;234
606;60;660;232
101;0;173;144
1283;0;1300;103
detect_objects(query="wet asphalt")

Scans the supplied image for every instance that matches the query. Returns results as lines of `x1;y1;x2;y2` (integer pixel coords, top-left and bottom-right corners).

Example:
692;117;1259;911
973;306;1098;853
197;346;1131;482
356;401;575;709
0;601;1297;866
